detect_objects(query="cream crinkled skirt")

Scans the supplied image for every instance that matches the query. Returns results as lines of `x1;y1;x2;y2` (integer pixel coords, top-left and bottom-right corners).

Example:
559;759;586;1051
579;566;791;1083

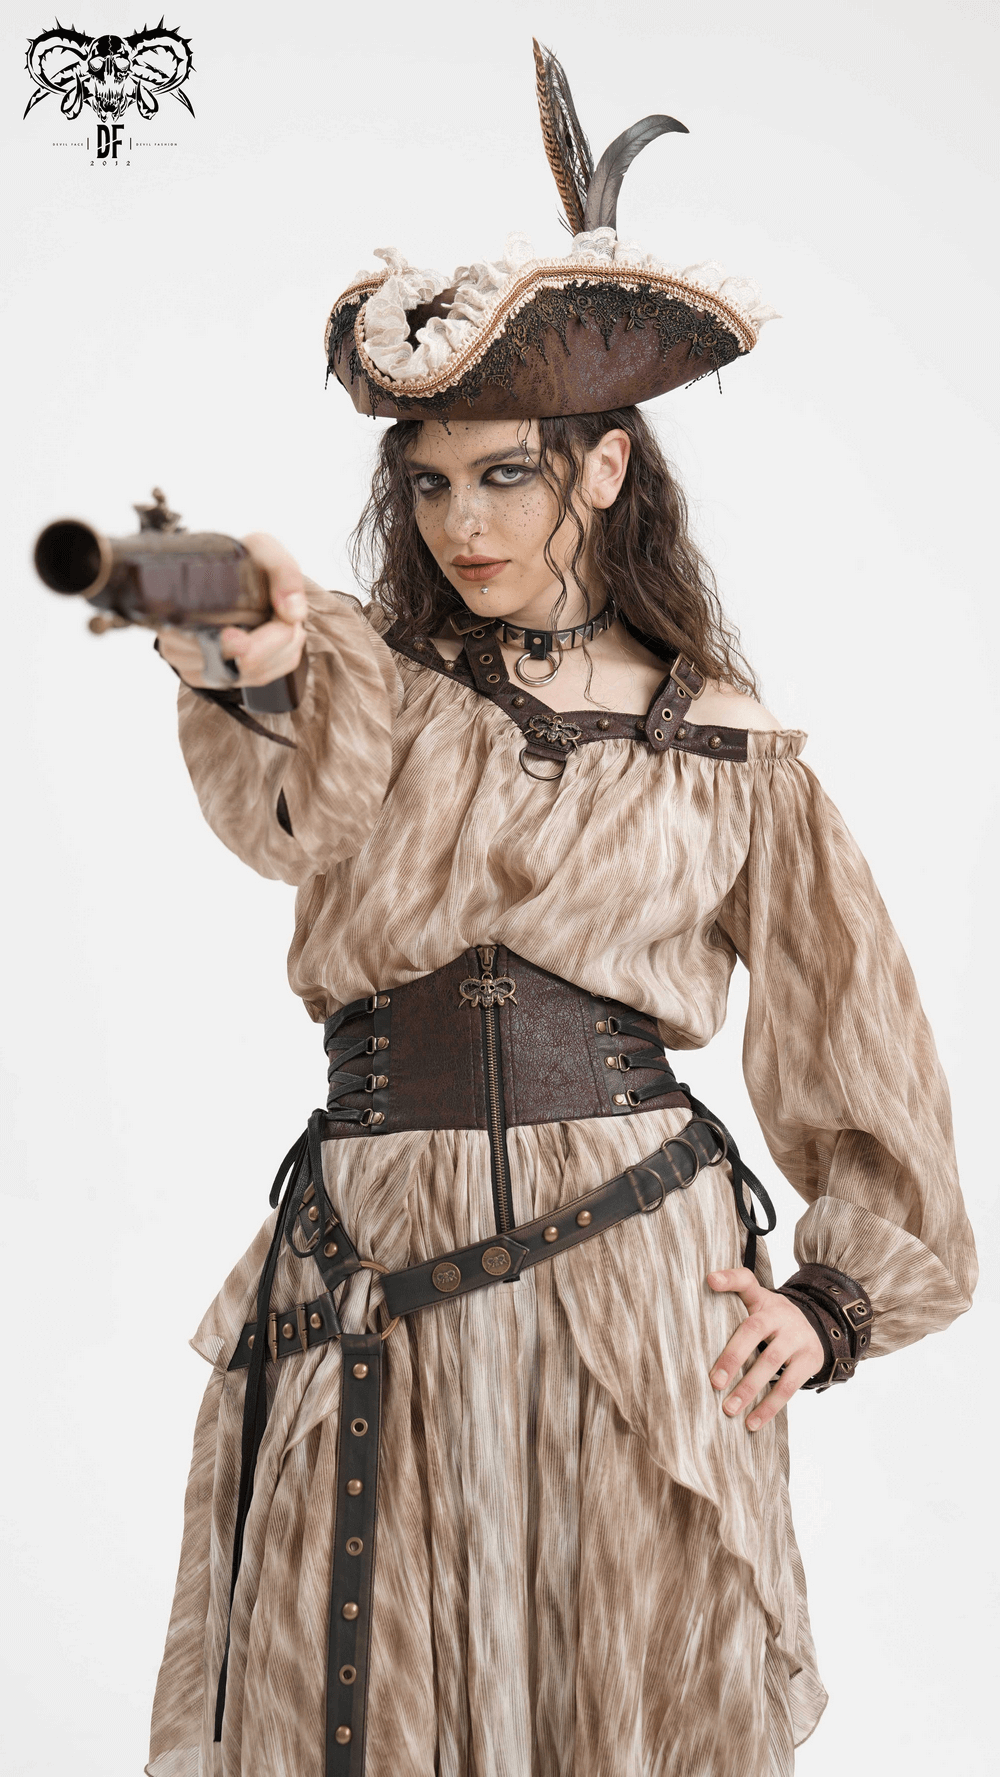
148;1106;826;1777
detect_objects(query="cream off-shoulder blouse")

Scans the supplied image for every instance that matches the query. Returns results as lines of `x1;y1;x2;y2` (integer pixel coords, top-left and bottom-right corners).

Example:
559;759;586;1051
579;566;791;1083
148;589;976;1777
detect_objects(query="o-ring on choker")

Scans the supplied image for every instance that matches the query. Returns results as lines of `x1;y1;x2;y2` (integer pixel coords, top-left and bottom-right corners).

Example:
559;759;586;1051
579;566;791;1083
451;606;614;684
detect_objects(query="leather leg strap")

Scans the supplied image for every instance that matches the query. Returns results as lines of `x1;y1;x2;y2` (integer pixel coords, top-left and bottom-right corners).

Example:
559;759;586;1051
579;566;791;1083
326;1332;383;1776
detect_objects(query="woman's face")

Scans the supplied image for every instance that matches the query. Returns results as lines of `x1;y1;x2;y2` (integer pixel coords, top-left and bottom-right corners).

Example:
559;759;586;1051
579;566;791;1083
404;419;629;629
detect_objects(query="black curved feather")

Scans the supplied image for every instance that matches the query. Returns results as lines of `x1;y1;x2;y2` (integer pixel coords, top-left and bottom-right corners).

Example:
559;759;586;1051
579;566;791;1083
582;115;688;234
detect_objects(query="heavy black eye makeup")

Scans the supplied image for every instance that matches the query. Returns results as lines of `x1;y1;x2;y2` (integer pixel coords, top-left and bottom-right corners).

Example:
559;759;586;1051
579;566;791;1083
408;462;537;497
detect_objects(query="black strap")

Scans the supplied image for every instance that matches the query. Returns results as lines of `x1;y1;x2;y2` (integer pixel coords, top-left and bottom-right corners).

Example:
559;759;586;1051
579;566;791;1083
682;1091;776;1272
214;1107;345;1743
325;1334;384;1775
214;1123;312;1739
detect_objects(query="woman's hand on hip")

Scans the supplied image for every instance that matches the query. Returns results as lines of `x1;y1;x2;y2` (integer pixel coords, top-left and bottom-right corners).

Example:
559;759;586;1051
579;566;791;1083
706;1266;825;1431
157;532;308;688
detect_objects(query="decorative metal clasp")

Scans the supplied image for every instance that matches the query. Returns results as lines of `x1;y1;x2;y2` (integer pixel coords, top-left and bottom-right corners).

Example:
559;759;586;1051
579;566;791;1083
459;942;518;1009
523;714;582;751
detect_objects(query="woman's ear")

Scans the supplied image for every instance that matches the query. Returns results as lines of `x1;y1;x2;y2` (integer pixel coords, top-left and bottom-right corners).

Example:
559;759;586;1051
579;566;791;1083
585;429;631;510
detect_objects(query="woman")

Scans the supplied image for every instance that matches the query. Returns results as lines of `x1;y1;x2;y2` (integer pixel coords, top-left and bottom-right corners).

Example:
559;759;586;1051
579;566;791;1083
148;44;975;1777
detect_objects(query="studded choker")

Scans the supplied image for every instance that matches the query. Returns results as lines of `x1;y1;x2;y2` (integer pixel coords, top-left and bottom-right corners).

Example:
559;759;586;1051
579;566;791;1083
450;606;614;685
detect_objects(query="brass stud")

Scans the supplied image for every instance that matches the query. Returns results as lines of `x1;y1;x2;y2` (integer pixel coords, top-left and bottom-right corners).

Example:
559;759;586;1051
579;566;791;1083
605;1055;617;1068
635;720;644;735
247;1334;255;1349
339;1665;357;1685
576;1209;593;1226
444;660;455;671
307;1204;319;1221
543;1225;559;1243
377;1036;389;1050
282;1322;294;1339
677;726;687;739
346;1536;364;1556
432;1261;461;1293
352;1361;369;1379
370;1112;385;1125
596;717;611;730
324;1241;339;1258
351;1417;368;1437
341;1602;360;1621
512;695;526;707
595;1020;607;1033
653;729;664;741
709;735;722;749
413;638;426;649
335;1724;353;1743
378;993;390;1007
346;1479;363;1496
310;1312;322;1329
613;1092;627;1105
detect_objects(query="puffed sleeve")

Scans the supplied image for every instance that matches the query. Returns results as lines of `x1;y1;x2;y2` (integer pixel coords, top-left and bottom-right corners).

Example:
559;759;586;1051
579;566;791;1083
177;588;401;886
716;733;977;1357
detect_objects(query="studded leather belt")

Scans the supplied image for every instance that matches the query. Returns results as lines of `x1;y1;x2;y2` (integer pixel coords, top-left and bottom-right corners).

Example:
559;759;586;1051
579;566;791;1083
213;954;776;1776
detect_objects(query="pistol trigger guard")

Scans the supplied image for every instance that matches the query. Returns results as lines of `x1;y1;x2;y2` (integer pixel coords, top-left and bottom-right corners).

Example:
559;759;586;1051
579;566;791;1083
196;626;242;689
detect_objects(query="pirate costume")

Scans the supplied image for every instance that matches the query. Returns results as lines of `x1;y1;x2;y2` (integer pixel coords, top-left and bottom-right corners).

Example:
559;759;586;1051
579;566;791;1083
148;43;975;1777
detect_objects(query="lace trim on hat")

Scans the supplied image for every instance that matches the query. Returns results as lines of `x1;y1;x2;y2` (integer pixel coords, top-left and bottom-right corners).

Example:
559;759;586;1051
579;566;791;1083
344;231;777;388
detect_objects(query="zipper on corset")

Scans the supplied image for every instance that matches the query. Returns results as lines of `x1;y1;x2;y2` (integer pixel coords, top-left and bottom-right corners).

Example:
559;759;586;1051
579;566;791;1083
476;945;514;1233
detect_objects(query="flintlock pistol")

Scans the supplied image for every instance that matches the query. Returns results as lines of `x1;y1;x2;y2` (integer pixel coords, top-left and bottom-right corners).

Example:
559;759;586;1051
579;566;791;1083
33;487;306;714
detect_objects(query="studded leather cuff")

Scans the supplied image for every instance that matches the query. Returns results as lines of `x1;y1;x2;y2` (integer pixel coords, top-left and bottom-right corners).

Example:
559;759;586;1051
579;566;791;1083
776;1263;874;1392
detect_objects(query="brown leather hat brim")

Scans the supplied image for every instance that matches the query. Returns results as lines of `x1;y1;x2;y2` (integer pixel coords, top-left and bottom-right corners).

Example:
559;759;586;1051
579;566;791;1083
325;266;753;421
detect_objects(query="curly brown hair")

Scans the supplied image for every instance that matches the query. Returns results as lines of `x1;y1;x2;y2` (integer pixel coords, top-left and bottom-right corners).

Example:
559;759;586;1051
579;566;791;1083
349;406;758;697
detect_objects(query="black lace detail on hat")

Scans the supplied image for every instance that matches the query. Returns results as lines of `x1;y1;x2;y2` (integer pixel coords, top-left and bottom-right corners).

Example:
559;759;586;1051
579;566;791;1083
328;281;742;419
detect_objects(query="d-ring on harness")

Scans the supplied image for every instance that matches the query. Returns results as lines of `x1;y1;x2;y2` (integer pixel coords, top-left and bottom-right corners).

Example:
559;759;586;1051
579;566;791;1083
498;606;614;684
218;1099;774;1775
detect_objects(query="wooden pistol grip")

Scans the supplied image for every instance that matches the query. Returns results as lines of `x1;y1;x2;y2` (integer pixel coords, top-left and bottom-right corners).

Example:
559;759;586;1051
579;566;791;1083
241;652;308;716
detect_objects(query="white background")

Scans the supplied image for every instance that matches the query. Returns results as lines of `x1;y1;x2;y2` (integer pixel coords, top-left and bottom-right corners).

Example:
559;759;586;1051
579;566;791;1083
2;1;997;1771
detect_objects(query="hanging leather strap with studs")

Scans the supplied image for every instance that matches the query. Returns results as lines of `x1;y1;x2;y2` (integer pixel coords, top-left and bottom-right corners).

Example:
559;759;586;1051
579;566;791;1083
325;1334;384;1774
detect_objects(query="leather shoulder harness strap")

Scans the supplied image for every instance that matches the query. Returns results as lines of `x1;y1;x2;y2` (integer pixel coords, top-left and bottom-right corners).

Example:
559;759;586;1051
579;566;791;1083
386;623;749;764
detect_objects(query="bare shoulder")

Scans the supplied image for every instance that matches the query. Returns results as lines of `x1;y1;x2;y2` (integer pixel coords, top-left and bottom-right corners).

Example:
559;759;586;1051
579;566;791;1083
693;678;784;733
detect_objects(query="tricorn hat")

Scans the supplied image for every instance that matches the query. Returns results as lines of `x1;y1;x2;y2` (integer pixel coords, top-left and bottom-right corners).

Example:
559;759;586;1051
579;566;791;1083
325;41;776;421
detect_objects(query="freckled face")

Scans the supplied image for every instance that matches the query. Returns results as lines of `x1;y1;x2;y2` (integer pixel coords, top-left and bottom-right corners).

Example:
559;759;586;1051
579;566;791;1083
406;420;593;627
